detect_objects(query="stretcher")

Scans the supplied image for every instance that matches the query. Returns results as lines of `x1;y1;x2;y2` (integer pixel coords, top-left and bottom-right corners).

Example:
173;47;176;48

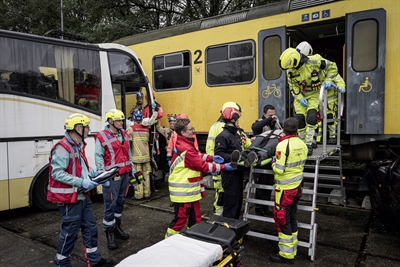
116;216;250;267
237;157;272;167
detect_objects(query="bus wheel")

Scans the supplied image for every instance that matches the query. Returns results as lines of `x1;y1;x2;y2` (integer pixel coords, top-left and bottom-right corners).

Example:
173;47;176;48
32;170;57;211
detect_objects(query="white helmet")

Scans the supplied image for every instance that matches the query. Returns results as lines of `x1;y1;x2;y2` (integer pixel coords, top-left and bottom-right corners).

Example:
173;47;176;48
296;41;313;56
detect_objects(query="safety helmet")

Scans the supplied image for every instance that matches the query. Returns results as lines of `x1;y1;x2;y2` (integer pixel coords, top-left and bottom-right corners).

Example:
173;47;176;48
296;41;313;56
133;110;143;121
168;116;177;122
177;113;189;119
221;107;241;121
279;48;301;70
105;109;125;122
136;91;144;99
221;102;242;113
64;113;90;130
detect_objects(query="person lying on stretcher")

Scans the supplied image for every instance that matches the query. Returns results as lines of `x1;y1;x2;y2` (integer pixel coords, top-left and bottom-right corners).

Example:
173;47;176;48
230;129;284;168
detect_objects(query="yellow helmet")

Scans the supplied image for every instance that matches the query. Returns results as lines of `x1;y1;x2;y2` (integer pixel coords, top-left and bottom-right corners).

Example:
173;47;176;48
279;48;301;70
221;101;242;113
64;113;90;130
105;109;125;122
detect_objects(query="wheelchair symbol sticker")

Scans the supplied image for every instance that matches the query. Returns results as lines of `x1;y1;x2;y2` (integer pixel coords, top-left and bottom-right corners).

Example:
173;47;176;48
302;14;309;22
322;10;330;18
312;12;320;20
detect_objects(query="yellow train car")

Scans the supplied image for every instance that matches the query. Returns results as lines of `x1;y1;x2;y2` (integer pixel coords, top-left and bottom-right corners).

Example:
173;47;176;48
115;0;400;160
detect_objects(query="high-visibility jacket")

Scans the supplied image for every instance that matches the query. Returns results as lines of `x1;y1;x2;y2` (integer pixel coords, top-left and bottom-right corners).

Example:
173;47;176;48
169;135;225;203
47;137;87;204
127;123;151;163
287;54;344;101
94;129;132;175
272;135;308;190
167;131;199;159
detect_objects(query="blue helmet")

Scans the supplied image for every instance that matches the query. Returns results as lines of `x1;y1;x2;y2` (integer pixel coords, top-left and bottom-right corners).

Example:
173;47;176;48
133;110;143;121
168;116;177;122
136;92;144;99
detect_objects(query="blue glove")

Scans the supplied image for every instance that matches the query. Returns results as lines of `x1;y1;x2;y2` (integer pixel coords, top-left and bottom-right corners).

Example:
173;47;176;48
323;81;332;90
224;163;236;171
271;156;276;164
338;88;345;94
300;97;308;107
82;179;98;190
152;102;156;108
102;181;110;187
212;155;224;164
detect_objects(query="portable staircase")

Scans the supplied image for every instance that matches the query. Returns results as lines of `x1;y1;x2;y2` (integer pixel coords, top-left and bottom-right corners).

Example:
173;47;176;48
242;86;345;261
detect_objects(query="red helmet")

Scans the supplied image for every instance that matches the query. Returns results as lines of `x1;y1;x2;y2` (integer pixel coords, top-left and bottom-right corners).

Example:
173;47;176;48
177;113;189;119
221;107;240;121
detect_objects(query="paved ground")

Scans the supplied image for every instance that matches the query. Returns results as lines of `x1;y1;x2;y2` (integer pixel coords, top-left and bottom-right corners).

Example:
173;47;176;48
1;179;400;267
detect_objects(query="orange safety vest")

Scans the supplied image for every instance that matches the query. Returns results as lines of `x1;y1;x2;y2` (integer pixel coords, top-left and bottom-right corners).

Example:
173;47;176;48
47;137;87;204
94;129;132;175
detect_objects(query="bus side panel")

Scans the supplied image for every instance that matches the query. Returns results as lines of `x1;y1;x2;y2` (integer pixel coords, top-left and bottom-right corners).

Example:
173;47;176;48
258;27;287;121
345;9;386;135
0;143;9;211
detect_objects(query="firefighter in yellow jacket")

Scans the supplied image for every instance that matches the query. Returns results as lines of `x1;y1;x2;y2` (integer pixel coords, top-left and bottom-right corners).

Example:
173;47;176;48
165;118;235;238
279;47;345;155
269;117;308;264
206;101;251;215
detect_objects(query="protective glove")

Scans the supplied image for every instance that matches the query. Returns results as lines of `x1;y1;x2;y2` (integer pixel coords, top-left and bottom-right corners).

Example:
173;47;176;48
271;156;276;164
81;179;98;190
323;81;332;90
152;102;156;108
300;97;308;107
224;162;236;171
212;155;224;164
338;88;345;94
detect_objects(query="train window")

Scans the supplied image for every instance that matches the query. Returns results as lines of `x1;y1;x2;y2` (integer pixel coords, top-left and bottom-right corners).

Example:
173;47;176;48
262;35;282;80
352;19;378;71
153;51;191;91
206;40;255;86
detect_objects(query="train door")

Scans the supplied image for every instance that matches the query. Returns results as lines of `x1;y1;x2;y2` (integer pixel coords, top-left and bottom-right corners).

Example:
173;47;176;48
345;9;386;144
257;27;288;120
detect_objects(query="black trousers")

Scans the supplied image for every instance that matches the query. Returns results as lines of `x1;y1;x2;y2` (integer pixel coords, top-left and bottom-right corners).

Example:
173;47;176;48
222;170;244;219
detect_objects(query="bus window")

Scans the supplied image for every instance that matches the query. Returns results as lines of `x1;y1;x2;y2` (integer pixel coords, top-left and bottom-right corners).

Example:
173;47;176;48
206;40;255;86
0;36;102;112
153;51;191;90
108;52;145;86
352;19;378;71
262;35;282;80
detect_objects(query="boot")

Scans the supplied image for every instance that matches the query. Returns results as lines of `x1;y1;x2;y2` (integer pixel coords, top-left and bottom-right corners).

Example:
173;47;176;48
269;253;294;265
307;145;313;156
244;151;258;168
230;150;241;168
105;227;118;250
328;137;337;145
115;220;129;240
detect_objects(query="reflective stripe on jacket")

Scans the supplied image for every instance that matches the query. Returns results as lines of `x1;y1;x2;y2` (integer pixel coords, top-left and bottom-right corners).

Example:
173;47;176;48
127;123;151;163
94;130;132;175
47;137;85;204
169;151;202;203
272;135;308;190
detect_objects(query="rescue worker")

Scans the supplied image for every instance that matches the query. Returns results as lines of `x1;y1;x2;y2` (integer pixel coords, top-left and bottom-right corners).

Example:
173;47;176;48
165;118;235;238
94;109;134;250
167;113;199;166
249;104;279;216
127;109;158;200
296;41;346;145
269;117;308;264
129;91;144;117
156;116;177;144
205;101;251;215
47;113;113;267
214;107;245;219
74;74;100;110
279;47;344;155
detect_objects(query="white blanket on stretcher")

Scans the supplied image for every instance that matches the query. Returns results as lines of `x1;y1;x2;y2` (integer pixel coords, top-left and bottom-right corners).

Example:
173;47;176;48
116;234;223;267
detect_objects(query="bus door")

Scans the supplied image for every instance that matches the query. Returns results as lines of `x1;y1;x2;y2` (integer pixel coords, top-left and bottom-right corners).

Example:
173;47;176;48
258;26;288;121
345;9;386;138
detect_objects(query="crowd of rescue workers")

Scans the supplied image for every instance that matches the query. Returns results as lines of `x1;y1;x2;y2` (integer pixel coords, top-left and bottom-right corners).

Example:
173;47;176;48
47;41;345;266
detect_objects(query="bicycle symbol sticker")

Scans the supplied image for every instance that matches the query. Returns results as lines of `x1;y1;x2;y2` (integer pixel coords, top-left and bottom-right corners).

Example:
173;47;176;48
358;77;372;92
262;84;281;98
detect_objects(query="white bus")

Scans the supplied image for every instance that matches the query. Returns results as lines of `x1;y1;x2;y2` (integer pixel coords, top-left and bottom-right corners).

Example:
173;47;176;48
0;30;154;211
